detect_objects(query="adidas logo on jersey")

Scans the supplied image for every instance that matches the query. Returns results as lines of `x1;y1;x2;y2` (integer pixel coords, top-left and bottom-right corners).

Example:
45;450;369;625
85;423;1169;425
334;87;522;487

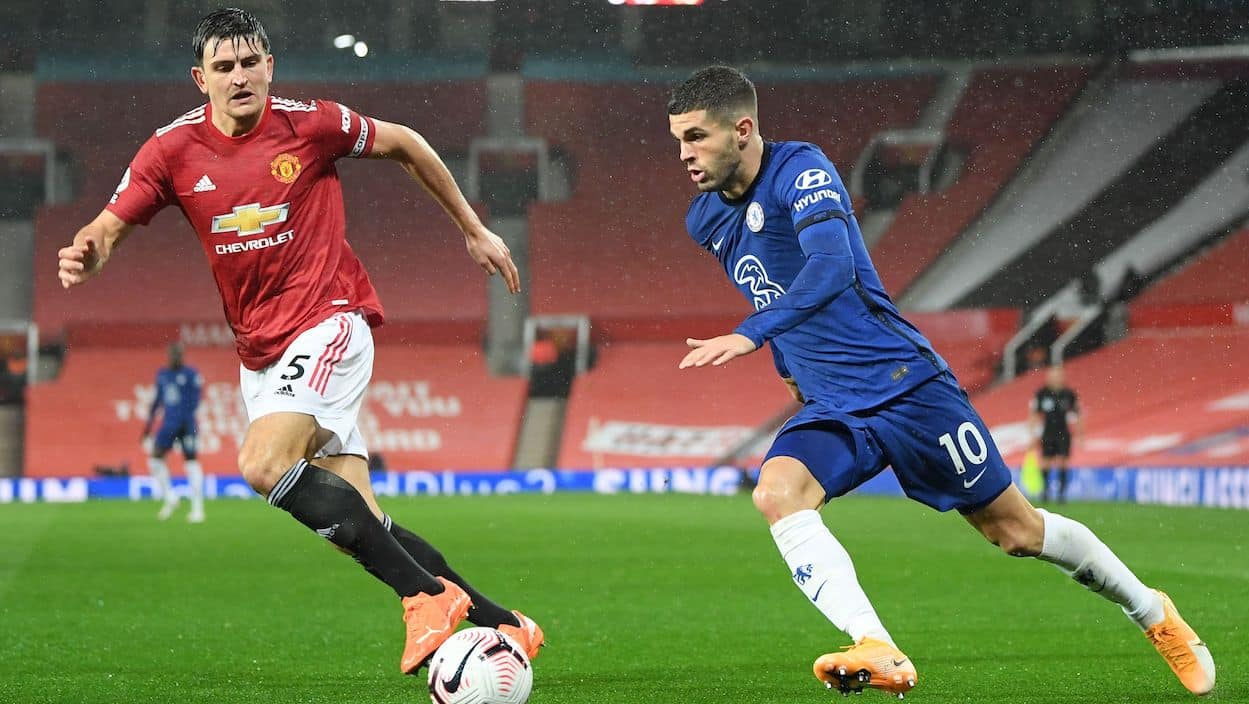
193;175;216;193
275;384;295;397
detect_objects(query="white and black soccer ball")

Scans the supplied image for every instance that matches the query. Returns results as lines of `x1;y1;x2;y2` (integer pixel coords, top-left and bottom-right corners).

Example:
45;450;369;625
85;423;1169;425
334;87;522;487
427;627;533;704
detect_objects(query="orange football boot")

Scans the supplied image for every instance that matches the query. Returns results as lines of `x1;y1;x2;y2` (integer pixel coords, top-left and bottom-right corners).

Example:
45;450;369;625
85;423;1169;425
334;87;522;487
1145;591;1215;696
813;637;917;699
399;577;472;674
498;610;545;660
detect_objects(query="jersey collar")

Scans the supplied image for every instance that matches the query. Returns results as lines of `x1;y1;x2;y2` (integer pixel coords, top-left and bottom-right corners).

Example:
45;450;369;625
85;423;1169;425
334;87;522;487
205;95;272;145
718;141;773;206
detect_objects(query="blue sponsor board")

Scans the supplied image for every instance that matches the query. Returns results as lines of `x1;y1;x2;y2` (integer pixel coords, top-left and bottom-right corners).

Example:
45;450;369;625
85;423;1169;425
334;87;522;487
3;467;1247;509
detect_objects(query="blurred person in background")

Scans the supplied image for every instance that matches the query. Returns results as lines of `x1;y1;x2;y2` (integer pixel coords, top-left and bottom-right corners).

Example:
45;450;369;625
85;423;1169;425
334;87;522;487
141;343;206;522
1030;364;1083;504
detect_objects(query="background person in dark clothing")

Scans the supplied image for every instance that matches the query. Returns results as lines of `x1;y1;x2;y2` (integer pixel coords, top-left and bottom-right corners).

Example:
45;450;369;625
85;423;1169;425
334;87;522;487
1030;365;1082;503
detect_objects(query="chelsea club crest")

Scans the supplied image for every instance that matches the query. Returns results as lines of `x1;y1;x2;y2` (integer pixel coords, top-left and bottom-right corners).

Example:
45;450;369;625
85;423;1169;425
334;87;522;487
746;202;765;232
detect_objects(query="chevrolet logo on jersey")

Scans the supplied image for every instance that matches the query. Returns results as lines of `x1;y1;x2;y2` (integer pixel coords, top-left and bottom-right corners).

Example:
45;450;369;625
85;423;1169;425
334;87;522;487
211;202;290;237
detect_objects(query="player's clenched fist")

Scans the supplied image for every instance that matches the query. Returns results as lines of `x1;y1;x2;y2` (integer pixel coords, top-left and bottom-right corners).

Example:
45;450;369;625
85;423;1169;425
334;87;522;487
57;238;106;289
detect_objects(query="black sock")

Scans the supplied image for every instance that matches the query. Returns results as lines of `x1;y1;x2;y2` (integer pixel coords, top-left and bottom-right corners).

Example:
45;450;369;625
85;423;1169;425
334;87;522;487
382;514;519;628
268;461;443;599
1045;469;1057;501
1058;469;1070;502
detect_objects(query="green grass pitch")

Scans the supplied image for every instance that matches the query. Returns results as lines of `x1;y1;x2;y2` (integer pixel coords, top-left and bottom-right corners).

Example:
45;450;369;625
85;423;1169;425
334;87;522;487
0;494;1243;703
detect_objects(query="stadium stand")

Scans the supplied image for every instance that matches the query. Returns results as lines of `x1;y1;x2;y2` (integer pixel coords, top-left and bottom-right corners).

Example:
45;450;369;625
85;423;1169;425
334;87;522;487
1132;227;1249;306
976;326;1248;467
871;64;1089;296
905;71;1220;310
557;342;787;468
25;341;526;477
523;77;938;319
1089;143;1249;303
965;76;1249;307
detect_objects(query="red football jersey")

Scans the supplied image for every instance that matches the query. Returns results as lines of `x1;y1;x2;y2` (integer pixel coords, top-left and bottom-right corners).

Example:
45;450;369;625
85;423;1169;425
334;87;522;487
106;96;384;370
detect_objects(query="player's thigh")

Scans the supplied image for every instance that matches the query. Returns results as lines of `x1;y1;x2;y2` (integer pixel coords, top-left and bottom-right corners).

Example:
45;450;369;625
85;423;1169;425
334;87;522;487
176;425;200;460
759;419;885;522
962;484;1044;556
317;452;382;519
153;425;178;456
873;373;1013;514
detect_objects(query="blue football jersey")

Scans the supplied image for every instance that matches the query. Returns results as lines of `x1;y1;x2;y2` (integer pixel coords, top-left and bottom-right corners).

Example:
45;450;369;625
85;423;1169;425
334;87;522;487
685;141;949;413
153;365;202;426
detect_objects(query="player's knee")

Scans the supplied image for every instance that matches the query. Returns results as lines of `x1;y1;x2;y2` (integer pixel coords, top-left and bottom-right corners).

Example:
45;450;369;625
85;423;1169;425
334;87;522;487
237;444;293;496
752;481;803;524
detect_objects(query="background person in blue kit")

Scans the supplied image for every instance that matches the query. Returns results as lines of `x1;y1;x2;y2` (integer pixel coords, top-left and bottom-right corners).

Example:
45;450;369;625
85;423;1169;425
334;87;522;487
667;65;1214;698
142;343;206;523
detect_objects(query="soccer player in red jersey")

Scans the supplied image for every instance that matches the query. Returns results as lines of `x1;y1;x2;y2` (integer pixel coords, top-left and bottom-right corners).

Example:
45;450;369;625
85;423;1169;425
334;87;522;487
56;8;543;673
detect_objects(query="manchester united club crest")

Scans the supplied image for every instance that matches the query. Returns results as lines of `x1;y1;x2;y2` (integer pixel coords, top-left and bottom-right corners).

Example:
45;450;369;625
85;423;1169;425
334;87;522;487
270;153;301;184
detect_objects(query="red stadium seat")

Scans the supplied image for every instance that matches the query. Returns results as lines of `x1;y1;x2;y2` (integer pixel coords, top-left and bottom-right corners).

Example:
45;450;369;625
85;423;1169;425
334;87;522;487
1131;228;1249;306
558;342;788;468
974;327;1247;467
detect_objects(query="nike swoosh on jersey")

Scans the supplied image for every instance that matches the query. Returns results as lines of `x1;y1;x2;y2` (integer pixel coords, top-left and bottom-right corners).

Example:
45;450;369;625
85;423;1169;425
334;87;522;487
712;237;726;252
963;467;988;488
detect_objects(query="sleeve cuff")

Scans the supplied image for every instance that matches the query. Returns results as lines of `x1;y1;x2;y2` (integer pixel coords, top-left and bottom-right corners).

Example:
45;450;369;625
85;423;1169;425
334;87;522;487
734;325;766;348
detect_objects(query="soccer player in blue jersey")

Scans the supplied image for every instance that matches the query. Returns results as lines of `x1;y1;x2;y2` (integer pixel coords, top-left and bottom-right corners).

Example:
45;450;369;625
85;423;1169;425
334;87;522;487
141;343;206;522
667;66;1214;698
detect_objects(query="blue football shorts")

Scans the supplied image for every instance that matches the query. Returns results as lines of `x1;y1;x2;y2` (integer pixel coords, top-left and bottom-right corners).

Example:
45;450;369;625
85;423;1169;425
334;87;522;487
765;372;1013;514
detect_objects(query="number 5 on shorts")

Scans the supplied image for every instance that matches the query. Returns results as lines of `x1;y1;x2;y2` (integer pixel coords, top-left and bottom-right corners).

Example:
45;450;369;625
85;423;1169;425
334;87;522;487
280;354;311;381
938;421;988;475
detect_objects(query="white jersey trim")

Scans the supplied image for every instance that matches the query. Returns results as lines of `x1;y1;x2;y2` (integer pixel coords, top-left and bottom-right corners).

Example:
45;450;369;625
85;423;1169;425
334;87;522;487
155;106;207;137
271;97;317;113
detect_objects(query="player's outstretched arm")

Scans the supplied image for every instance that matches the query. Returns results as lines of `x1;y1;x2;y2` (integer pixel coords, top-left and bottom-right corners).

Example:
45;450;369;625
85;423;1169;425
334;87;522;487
368;119;521;293
57;209;133;289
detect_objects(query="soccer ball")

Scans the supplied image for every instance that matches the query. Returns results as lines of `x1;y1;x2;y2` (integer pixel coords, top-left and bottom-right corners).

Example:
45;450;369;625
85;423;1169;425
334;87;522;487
427;627;533;704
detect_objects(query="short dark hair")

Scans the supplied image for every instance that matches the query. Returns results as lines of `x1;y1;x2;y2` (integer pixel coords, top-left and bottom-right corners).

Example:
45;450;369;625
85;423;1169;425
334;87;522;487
192;8;270;64
667;66;758;124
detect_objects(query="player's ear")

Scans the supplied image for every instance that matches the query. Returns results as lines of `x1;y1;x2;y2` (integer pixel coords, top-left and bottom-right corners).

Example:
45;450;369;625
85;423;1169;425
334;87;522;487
265;52;275;81
191;65;208;95
735;115;754;149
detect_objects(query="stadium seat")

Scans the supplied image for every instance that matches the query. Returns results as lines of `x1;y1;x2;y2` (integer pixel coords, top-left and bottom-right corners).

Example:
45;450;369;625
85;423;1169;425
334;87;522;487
975;327;1247;467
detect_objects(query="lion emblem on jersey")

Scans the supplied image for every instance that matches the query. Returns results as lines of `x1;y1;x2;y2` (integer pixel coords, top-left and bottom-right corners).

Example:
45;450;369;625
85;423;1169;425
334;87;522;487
734;255;786;310
270;153;302;184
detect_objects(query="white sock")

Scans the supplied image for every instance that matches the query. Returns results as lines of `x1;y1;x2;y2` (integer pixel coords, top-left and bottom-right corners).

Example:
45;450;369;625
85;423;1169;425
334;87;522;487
185;460;205;515
147;456;176;504
770;509;893;645
1036;508;1164;629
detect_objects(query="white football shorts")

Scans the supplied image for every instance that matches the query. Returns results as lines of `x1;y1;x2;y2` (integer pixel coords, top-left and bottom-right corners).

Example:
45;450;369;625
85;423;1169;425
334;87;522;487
240;310;372;458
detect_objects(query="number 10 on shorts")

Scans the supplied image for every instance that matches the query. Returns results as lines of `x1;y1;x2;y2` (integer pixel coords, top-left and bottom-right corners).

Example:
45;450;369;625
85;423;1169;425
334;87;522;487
938;422;988;475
